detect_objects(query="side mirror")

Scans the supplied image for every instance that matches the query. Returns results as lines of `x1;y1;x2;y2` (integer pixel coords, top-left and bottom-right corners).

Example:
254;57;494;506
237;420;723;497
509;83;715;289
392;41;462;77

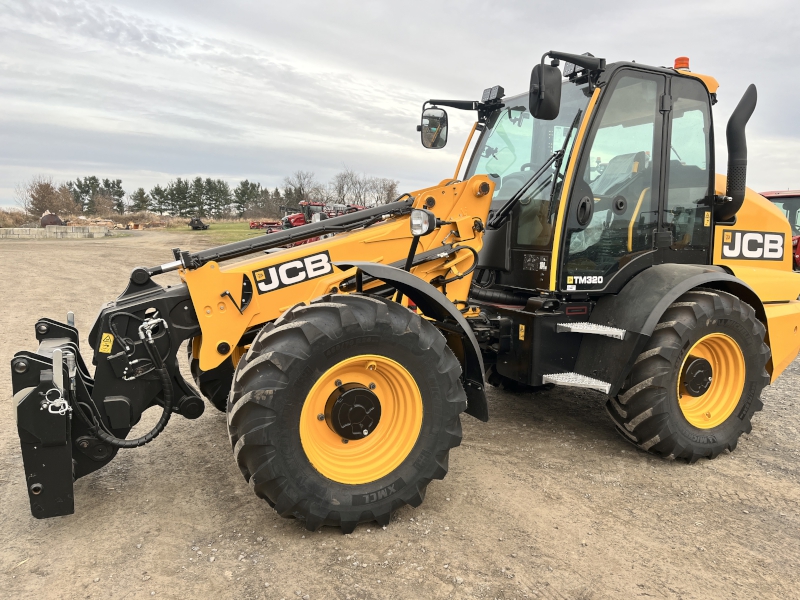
529;63;562;120
419;108;448;149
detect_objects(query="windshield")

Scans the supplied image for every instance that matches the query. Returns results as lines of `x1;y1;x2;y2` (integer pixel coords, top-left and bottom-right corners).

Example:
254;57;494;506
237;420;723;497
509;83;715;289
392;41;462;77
465;81;592;247
768;196;800;236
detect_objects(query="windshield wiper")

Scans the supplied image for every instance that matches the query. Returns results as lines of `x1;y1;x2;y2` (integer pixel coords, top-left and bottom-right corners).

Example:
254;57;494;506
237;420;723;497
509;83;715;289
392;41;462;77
488;109;584;230
487;150;563;229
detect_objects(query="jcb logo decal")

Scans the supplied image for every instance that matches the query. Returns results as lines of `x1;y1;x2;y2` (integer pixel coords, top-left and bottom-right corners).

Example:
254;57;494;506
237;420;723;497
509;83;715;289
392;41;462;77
252;251;333;294
721;230;784;261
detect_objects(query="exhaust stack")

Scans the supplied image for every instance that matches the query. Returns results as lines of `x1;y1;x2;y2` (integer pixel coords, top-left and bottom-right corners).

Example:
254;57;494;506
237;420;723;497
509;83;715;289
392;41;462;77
718;84;758;222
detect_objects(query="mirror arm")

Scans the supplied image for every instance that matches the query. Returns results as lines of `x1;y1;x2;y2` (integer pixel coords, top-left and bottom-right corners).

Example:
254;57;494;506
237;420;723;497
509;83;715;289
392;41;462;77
545;50;606;73
425;99;479;111
424;99;504;124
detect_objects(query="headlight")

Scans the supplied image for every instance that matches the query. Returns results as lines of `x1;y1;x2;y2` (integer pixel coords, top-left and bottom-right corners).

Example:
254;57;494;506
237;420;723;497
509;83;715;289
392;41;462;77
410;209;437;237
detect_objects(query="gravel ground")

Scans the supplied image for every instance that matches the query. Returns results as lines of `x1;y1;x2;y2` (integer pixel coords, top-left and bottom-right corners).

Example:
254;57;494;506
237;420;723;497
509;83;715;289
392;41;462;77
1;232;799;600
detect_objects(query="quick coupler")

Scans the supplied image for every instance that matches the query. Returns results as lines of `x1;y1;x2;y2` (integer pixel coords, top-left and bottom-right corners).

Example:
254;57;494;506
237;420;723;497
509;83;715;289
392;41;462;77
10;316;105;518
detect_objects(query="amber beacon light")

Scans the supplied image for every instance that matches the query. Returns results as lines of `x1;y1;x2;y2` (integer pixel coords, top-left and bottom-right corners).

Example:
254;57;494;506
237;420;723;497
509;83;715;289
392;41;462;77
674;56;690;70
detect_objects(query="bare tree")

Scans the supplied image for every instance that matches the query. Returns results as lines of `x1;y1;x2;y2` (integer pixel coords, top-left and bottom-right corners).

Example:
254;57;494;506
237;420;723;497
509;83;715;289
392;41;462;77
325;169;400;207
15;175;81;217
92;192;117;217
283;171;322;204
367;177;400;205
347;170;371;206
330;171;349;204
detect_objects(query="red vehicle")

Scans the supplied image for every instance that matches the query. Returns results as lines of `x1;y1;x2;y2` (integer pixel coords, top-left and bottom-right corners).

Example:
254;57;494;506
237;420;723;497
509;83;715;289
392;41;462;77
761;190;800;269
280;202;366;245
249;219;281;231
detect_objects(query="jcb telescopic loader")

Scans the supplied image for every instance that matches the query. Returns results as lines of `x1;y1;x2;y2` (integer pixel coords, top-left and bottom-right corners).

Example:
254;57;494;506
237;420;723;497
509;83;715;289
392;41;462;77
12;51;800;532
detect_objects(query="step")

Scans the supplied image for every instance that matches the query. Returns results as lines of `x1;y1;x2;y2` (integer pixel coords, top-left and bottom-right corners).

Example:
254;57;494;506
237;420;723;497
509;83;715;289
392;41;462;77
556;322;626;340
543;372;611;394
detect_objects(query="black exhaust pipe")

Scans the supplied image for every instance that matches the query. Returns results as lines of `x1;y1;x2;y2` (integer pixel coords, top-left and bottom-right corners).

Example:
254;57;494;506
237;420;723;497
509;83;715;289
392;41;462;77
717;84;757;222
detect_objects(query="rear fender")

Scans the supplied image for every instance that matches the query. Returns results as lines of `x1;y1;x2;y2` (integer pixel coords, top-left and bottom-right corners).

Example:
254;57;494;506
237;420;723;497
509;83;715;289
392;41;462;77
575;264;764;396
335;261;488;421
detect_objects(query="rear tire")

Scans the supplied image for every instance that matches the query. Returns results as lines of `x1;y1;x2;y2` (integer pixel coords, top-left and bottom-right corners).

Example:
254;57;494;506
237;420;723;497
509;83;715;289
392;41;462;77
606;289;770;462
227;294;466;532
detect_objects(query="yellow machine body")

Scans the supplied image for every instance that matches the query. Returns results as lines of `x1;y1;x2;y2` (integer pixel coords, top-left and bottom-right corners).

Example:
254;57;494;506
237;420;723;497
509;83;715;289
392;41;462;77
712;175;800;380
182;176;494;371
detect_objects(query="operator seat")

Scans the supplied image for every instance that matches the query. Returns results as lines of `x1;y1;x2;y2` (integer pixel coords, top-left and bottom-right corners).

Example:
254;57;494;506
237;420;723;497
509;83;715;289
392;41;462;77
584;151;650;265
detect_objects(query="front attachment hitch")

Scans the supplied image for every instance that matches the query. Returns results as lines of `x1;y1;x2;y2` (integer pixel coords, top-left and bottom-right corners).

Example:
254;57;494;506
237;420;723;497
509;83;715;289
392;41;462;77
12;331;89;518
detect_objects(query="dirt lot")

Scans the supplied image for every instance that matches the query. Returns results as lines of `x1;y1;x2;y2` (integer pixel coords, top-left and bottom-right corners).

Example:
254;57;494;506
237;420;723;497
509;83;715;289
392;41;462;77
1;232;799;600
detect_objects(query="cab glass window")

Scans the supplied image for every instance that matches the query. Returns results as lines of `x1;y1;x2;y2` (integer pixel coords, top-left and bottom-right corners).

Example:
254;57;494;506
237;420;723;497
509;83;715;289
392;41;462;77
465;82;592;249
562;72;662;289
664;77;712;251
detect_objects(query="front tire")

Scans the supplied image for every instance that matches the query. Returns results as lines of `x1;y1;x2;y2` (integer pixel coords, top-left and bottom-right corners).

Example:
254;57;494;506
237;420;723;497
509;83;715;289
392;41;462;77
607;289;770;462
227;294;466;532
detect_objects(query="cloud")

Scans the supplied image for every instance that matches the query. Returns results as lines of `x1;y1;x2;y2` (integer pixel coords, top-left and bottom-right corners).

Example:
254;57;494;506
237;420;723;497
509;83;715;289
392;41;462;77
1;0;798;207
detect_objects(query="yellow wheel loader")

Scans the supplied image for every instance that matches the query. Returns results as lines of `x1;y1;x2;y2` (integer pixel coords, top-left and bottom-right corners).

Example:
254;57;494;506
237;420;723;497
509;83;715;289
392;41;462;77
12;51;800;531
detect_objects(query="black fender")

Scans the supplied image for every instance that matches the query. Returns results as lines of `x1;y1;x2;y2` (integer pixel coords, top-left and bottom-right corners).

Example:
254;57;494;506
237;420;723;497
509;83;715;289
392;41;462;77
335;261;488;421
574;264;762;396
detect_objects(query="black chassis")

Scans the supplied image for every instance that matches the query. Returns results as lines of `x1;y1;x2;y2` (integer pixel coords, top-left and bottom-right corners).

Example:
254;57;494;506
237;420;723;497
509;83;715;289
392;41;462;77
11;280;201;518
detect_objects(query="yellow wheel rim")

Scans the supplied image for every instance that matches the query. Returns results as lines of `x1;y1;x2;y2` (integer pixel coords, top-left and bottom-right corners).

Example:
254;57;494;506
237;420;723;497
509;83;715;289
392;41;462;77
677;333;745;429
299;354;423;485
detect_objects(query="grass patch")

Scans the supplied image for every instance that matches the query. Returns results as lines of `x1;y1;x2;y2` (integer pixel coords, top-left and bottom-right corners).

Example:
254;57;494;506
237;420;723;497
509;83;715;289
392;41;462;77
167;221;267;244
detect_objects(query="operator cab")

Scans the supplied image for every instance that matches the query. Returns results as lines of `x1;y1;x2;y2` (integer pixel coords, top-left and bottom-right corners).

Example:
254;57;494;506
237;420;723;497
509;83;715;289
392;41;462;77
433;54;718;298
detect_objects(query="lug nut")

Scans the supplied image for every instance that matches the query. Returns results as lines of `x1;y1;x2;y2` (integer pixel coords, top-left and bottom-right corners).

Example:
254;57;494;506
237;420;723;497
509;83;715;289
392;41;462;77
12;359;29;374
363;429;369;436
334;379;342;387
369;383;376;390
317;413;325;421
341;438;349;444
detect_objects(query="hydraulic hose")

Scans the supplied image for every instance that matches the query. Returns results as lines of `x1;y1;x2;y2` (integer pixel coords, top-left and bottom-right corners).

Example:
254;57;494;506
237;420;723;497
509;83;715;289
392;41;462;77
469;286;528;305
436;245;479;286
69;335;174;448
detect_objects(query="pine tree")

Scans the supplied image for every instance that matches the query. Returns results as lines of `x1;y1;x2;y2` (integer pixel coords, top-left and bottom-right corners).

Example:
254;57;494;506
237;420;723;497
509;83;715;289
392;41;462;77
202;178;216;217
66;176;101;213
101;178;126;214
149;184;168;215
166;178;191;216
128;188;151;212
233;180;261;216
212;179;233;218
190;177;205;216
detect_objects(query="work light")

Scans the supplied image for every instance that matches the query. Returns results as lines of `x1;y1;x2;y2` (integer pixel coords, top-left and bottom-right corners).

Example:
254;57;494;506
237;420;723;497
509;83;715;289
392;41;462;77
409;209;437;237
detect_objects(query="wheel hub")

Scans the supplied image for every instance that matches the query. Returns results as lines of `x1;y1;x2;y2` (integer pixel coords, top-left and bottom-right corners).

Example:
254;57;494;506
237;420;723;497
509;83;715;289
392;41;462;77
682;357;713;397
326;385;382;440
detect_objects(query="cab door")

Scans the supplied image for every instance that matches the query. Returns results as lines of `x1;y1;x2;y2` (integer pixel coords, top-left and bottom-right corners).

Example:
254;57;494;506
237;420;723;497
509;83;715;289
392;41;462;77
559;69;667;293
659;76;715;265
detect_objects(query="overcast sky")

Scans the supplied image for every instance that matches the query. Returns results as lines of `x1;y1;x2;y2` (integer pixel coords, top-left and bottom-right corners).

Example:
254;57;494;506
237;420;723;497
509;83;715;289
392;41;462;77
1;0;798;207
